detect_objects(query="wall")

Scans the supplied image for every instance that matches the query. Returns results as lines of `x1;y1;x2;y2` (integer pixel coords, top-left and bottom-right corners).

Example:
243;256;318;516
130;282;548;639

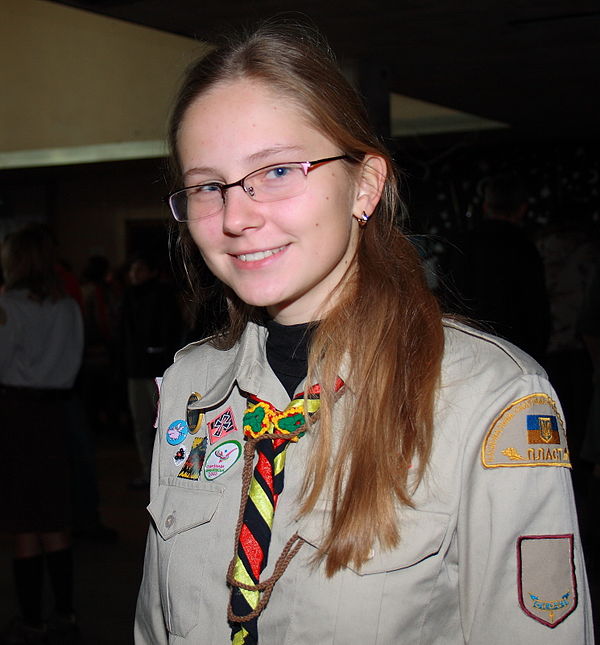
0;0;208;275
1;0;208;158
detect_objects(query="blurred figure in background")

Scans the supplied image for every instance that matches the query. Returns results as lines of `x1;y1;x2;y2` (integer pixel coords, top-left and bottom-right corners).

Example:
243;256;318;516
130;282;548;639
80;254;121;435
536;218;599;488
119;253;182;489
580;267;600;472
441;173;551;362
0;224;83;644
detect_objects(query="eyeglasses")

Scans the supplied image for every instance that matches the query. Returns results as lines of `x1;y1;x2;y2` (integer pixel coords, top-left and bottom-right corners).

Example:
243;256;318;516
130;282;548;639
166;154;350;222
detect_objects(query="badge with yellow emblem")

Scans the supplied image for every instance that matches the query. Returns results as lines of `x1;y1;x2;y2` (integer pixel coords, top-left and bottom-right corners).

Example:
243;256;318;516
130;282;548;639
481;393;571;468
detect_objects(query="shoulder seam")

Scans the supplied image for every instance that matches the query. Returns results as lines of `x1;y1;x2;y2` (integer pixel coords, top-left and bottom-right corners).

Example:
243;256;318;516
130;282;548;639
443;319;532;374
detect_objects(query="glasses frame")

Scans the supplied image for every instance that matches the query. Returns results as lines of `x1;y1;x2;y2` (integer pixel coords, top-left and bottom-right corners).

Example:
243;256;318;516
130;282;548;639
165;154;350;222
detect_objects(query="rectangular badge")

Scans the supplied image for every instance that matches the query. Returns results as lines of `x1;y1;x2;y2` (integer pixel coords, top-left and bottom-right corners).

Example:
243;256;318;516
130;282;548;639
207;407;238;444
527;414;560;444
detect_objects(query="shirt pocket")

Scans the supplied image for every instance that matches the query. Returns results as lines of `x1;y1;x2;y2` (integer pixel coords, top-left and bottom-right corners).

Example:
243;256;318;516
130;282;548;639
148;480;223;637
292;507;450;643
298;506;449;574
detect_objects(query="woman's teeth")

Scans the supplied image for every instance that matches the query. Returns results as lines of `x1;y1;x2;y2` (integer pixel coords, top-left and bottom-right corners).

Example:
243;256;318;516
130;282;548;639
236;246;285;262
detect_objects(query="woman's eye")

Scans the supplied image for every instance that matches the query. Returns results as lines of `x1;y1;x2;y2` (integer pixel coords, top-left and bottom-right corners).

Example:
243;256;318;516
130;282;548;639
199;184;222;193
265;166;292;180
188;184;221;196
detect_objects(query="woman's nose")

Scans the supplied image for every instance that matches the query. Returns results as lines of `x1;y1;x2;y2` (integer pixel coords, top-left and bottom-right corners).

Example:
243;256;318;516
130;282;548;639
221;185;265;235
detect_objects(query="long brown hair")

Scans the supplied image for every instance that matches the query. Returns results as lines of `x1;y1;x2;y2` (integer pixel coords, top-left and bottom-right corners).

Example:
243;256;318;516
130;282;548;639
168;22;444;575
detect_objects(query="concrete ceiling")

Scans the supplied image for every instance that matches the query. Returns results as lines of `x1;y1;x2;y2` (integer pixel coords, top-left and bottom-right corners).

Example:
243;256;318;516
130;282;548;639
45;1;600;139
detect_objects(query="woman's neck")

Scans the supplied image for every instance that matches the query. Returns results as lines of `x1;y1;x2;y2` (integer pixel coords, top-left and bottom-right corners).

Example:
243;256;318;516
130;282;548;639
265;319;315;399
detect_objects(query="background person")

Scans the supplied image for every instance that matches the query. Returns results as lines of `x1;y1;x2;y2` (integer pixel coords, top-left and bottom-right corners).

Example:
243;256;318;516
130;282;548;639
440;172;551;362
0;224;83;644
119;253;182;489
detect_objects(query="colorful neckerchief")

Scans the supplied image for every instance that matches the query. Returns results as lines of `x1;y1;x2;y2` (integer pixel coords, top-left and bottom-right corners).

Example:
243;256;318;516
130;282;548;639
228;379;343;644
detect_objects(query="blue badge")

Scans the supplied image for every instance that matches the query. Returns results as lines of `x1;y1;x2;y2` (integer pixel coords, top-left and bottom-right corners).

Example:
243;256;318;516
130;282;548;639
166;419;189;445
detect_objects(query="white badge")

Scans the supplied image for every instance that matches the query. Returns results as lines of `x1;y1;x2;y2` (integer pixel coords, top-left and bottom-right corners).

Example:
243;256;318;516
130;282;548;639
204;440;242;480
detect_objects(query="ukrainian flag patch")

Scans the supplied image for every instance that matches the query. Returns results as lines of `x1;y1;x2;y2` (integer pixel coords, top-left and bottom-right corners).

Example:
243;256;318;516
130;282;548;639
481;393;571;468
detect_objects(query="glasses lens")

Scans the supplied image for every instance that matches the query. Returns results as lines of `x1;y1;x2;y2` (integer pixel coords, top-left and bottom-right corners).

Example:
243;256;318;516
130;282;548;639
245;164;306;203
170;185;223;222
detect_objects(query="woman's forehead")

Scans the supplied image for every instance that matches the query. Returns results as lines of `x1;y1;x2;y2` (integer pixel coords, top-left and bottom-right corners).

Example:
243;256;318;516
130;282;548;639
177;79;335;171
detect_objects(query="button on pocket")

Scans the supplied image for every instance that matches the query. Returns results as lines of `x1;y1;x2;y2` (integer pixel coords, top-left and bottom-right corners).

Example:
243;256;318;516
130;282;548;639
148;480;222;540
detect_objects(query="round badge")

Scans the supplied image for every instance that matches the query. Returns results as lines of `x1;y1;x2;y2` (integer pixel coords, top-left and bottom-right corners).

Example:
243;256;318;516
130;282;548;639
204;440;242;480
166;419;189;446
187;392;204;435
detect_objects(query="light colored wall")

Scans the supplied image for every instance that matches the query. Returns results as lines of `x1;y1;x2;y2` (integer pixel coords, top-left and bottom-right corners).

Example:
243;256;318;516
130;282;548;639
2;0;209;154
0;0;208;275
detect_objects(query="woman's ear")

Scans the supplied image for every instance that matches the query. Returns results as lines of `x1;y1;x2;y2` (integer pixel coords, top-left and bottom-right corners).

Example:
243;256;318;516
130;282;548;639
352;154;387;218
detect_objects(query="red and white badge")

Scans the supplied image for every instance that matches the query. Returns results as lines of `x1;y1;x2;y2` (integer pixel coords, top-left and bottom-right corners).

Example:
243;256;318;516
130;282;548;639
517;534;577;628
206;407;238;444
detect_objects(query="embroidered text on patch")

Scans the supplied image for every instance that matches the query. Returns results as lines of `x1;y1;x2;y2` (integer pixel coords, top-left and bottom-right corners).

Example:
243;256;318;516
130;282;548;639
481;393;571;468
204;440;242;480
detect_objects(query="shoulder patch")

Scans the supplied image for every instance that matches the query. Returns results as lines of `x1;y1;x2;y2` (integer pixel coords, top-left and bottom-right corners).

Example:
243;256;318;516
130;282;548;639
481;393;571;468
517;534;577;627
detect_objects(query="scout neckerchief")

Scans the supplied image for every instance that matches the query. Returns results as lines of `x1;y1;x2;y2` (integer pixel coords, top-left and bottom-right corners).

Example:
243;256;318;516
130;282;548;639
227;378;343;645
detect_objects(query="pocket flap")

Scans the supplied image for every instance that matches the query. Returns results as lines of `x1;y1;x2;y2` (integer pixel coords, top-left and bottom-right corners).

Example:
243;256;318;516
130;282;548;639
148;481;224;540
298;507;449;575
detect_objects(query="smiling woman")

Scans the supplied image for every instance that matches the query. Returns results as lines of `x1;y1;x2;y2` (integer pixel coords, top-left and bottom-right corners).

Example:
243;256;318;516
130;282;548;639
134;21;593;645
176;79;372;323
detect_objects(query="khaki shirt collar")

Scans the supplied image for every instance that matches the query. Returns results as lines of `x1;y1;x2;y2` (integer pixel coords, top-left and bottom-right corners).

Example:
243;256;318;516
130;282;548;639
186;321;291;411
184;320;352;413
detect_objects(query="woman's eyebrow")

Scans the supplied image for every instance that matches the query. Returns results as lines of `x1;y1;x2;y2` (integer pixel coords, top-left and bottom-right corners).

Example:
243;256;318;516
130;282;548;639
246;145;305;165
182;166;217;181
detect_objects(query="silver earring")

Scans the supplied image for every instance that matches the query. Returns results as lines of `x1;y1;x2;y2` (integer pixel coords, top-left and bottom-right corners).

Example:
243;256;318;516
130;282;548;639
355;211;370;226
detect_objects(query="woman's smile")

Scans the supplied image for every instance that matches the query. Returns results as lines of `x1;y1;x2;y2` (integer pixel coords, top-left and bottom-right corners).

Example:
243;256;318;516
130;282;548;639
231;244;289;264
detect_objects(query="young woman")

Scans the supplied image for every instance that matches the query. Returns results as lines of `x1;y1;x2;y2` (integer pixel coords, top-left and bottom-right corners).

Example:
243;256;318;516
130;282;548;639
135;24;593;644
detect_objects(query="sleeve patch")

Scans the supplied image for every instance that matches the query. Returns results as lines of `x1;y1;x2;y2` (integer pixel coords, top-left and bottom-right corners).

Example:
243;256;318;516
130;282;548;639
517;534;578;628
481;393;571;468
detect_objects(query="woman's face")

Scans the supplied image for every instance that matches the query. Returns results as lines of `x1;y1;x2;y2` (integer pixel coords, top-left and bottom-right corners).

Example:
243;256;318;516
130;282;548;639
177;79;364;325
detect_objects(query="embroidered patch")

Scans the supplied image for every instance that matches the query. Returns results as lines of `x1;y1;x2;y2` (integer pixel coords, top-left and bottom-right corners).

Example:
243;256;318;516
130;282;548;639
186;392;204;435
204;440;242;480
207;407;238;444
173;445;187;466
517;535;577;627
177;436;208;480
166;419;189;446
481;393;571;468
243;400;306;441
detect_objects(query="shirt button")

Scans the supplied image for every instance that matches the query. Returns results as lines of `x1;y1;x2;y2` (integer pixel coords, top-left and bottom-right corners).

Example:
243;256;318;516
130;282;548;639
165;513;175;529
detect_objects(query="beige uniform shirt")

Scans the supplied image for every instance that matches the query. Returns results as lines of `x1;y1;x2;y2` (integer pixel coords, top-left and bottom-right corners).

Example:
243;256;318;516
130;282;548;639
135;320;594;644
